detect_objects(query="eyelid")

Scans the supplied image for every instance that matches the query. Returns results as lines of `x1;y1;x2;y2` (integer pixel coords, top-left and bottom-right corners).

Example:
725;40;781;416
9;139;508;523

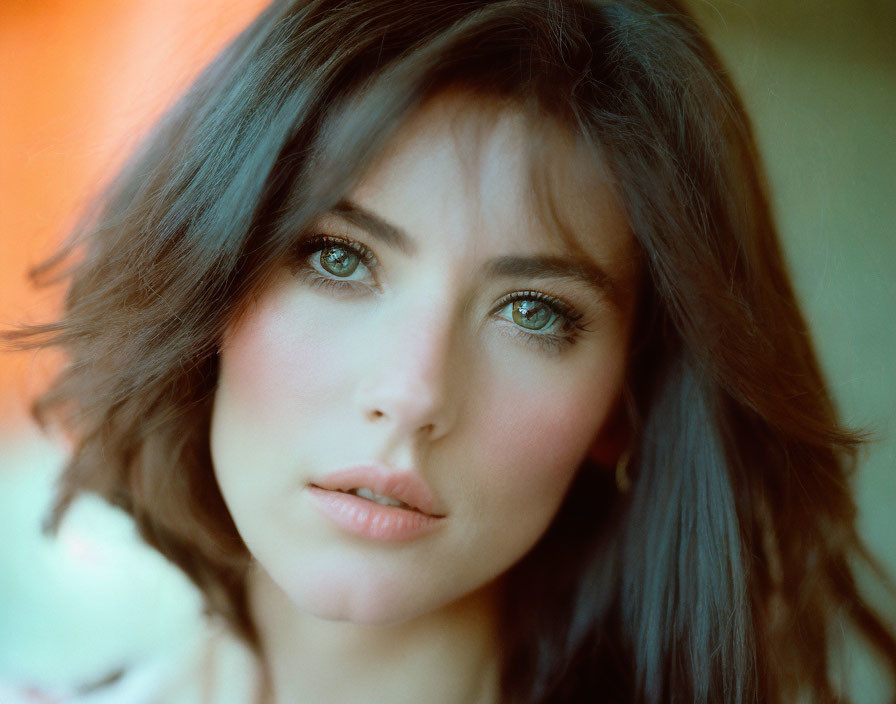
294;233;378;268
490;290;586;355
289;237;588;355
288;232;380;295
489;289;584;325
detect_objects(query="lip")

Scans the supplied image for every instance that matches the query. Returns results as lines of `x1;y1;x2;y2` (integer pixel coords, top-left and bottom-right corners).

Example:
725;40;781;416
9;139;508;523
309;464;443;516
306;463;446;542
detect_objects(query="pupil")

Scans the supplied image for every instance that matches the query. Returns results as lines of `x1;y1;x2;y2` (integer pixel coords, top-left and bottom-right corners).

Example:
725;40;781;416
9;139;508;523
320;246;359;277
512;300;551;330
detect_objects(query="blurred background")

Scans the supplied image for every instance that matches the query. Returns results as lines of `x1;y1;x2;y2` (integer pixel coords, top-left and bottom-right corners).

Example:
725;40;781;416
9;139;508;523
1;0;894;701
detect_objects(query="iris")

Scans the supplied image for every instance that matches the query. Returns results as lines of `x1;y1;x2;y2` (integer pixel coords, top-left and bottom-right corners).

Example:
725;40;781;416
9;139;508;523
320;245;361;277
511;300;552;330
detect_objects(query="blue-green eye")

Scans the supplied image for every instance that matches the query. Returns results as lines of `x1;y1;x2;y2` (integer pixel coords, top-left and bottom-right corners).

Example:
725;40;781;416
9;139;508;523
290;234;377;292
493;291;584;353
319;244;361;277
511;299;554;330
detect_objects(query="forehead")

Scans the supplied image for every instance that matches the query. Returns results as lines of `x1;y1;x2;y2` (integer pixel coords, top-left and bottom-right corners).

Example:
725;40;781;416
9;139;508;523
348;90;635;274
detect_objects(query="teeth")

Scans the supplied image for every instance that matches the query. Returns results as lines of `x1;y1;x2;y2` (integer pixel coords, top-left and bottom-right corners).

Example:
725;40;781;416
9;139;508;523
351;487;409;509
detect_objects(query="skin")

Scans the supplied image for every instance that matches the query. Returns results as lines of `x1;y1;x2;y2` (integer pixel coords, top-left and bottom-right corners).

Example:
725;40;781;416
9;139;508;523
209;91;638;703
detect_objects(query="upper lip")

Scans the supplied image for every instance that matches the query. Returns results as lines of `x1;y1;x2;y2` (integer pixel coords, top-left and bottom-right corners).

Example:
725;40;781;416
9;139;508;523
309;462;444;517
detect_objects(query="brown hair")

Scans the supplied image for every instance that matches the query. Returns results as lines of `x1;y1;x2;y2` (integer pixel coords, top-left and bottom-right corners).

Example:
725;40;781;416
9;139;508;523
7;0;895;701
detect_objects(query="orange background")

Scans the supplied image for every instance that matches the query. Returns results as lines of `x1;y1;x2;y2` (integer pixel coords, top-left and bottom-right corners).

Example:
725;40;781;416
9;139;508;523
0;0;269;430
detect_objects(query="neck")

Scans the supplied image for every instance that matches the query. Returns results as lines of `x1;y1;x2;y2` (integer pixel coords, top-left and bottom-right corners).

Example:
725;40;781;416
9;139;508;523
247;566;502;704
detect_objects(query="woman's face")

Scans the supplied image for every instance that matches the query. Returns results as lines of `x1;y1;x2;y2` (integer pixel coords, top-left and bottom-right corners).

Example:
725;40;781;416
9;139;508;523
210;93;638;625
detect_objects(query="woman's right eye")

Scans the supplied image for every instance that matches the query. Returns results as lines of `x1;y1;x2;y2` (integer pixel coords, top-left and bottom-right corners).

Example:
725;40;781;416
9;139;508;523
290;235;378;293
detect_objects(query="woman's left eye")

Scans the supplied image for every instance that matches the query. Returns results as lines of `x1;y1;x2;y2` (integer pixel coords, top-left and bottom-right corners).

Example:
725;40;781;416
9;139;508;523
492;291;584;354
290;235;377;292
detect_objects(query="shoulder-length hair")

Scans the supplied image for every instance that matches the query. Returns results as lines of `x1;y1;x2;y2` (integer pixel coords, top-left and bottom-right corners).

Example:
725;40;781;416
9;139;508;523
8;0;895;702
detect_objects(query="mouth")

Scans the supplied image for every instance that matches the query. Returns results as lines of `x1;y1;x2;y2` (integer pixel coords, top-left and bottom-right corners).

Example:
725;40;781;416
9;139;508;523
316;486;418;512
305;465;445;542
308;463;444;517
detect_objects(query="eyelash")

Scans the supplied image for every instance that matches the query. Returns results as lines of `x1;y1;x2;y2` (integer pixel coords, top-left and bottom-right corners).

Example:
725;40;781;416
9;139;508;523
290;234;378;294
490;290;585;354
289;234;586;354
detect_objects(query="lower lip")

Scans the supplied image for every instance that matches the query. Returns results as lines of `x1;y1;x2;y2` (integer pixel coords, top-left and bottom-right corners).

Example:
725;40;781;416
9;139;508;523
305;487;445;542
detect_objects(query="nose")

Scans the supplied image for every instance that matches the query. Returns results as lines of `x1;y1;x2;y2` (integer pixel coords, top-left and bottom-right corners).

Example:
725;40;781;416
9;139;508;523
355;299;460;444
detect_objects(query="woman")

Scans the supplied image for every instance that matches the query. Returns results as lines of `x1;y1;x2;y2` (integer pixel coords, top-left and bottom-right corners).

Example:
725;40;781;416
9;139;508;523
9;0;896;701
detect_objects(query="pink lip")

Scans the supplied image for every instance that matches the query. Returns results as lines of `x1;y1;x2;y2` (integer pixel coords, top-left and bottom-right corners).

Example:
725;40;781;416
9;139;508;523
306;463;445;542
310;464;442;516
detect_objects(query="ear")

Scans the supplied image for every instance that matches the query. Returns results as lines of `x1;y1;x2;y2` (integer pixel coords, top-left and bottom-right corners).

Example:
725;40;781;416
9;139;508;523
588;398;631;468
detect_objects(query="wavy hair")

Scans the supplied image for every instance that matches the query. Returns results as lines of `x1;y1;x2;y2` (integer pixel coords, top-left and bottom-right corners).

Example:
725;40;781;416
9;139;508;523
7;0;895;701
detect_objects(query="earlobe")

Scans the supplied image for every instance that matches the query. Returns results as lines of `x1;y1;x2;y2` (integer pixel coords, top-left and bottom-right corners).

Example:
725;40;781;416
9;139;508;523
587;435;626;468
588;435;632;495
587;398;635;493
587;399;632;468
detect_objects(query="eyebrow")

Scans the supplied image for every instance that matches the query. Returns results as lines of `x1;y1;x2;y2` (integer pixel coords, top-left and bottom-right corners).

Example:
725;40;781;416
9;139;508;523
484;255;616;300
332;199;416;255
329;199;618;300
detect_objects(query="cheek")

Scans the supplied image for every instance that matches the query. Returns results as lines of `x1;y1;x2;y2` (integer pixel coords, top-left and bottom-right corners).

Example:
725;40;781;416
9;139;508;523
215;288;347;428
211;287;356;507
473;362;621;518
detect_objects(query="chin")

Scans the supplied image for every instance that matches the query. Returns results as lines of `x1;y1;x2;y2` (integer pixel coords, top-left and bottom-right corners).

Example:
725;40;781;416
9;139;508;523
278;568;439;627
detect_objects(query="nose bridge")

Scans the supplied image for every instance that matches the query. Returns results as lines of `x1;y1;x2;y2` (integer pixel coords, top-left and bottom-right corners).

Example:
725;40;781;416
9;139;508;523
360;291;462;438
